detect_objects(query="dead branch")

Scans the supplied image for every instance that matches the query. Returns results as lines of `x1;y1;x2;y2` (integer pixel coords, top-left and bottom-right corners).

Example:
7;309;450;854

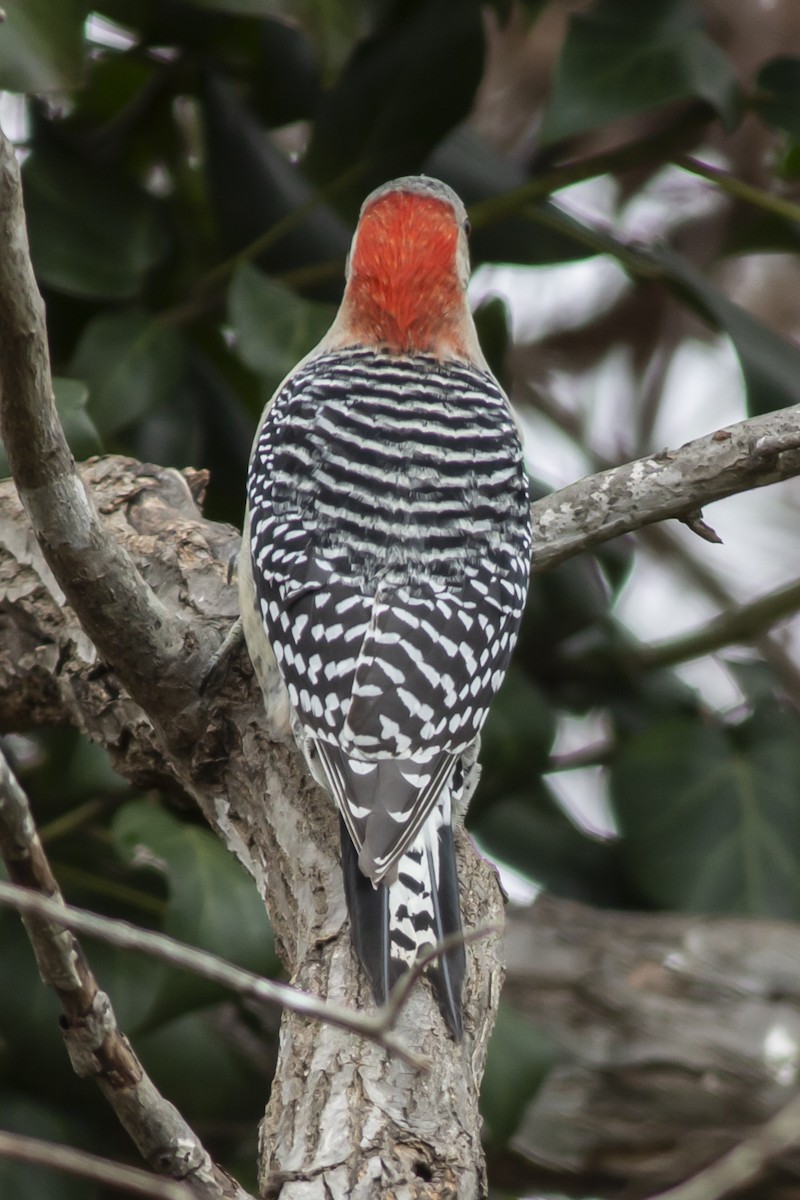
0;746;256;1200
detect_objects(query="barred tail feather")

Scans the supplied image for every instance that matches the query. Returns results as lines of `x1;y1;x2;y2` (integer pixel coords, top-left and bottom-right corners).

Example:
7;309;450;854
339;811;465;1040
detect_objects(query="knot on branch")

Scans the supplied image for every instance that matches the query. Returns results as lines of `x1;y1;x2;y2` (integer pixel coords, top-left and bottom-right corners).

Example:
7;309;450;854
61;989;142;1086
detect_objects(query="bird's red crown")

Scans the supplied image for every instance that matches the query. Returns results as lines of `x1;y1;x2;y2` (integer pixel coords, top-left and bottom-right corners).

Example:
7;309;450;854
342;190;468;356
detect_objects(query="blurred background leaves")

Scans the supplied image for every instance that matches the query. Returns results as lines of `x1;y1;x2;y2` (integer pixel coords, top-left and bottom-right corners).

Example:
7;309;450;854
3;0;800;1196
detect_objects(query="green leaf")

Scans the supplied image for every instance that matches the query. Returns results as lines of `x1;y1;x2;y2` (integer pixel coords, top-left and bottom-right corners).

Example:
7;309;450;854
473;297;511;389
69;310;185;437
428;128;595;267
540;0;741;146
228;264;334;391
0;378;101;478
652;245;800;415
0;0;88;94
23;148;168;300
112;800;277;1026
136;1010;265;1121
480;1005;558;1145
478;666;556;793
202;72;350;300
304;0;485;203
514;201;800;417
610;705;800;917
755;57;800;140
473;793;629;906
53;378;103;460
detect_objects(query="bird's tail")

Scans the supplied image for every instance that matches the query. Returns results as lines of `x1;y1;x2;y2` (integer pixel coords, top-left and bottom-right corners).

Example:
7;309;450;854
340;809;466;1040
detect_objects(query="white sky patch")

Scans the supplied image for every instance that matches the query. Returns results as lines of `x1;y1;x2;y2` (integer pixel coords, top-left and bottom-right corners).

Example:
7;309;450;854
546;710;618;839
85;12;139;51
477;848;541;907
650;336;746;448
471;255;629;348
764;1024;800;1086
476;159;799;815
0;92;30;146
519;405;592;491
621;159;728;243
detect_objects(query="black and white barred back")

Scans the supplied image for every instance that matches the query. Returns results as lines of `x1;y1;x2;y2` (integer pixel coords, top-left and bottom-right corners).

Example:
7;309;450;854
247;346;532;1037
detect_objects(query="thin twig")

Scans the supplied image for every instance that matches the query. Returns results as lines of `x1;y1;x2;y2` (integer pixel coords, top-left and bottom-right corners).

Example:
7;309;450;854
467;104;710;231
159;165;361;329
0;1131;196;1200
637;579;800;671
642;524;800;710
383;924;501;1022
675;154;800;228
646;1088;800;1200
0;747;256;1200
0;874;495;1067
0;879;427;1069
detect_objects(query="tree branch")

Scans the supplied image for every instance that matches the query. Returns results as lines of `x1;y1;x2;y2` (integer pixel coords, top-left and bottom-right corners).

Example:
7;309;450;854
0;746;256;1200
4;90;800;1196
636;578;800;671
0;876;434;1069
647;1087;800;1200
501;896;800;1196
641;523;800;710
0;126;205;746
0;456;505;1198
9;461;800;1193
0;1131;198;1200
675;154;800;229
529;414;800;572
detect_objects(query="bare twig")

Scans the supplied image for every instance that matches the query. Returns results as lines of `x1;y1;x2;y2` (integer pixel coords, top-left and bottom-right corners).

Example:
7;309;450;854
0;1131;196;1200
467;104;710;231
0;877;427;1069
679;508;723;545
675;154;800;228
637;578;800;671
529;410;800;572
642;524;800;709
0;125;203;746
0;732;434;1065
0;747;256;1200
383;924;501;1022
646;1088;800;1200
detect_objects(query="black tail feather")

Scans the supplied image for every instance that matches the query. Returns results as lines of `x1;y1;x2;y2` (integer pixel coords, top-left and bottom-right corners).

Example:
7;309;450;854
339;815;465;1040
340;818;399;1005
426;822;466;1040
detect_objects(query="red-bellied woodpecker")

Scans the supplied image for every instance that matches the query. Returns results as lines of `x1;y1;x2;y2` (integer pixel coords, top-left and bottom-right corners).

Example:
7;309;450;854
239;175;532;1039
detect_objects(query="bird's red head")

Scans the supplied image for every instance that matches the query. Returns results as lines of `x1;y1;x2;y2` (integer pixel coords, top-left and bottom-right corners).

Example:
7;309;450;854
339;179;473;358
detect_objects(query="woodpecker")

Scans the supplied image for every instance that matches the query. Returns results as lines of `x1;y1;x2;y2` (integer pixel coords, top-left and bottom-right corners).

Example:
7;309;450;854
239;175;532;1039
